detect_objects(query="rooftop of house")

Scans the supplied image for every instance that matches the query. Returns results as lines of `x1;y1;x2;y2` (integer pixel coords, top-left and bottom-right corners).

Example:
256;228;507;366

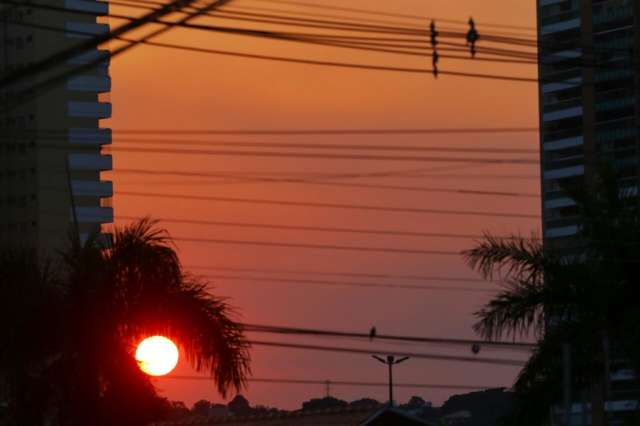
152;405;377;426
152;405;433;426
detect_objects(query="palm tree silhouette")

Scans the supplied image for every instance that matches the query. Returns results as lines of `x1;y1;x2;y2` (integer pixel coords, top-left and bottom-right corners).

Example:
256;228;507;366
0;218;251;426
462;169;640;426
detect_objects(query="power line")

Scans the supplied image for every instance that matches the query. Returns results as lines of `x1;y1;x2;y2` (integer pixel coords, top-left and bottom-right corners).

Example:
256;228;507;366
104;0;536;44
13;5;542;71
116;215;517;240
168;238;464;256
98;138;541;155
115;191;540;219
215;7;527;37
8;19;541;84
148;11;537;62
160;375;500;390
114;39;536;82
223;4;428;31
124;3;455;38
393;173;539;180
33;143;539;198
27;0;631;63
130;16;623;74
8;127;537;136
243;323;534;350
4;126;539;135
193;14;535;62
41;166;538;198
185;265;491;283
39;143;541;164
129;6;631;77
101;2;628;71
115;127;538;135
117;0;428;31
244;0;536;32
198;273;494;292
9;3;623;86
42;163;540;186
90;14;544;69
0;0;200;89
113;174;539;198
124;0;534;34
1;133;540;155
2;0;232;111
247;340;526;366
107;167;539;181
13;1;537;51
52;213;504;260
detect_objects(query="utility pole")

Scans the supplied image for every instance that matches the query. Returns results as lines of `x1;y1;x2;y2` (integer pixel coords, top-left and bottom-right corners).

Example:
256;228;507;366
372;355;409;407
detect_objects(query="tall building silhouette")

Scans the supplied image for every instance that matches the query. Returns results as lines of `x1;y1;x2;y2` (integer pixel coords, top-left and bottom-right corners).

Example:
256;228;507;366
0;1;113;254
537;0;639;423
539;0;638;240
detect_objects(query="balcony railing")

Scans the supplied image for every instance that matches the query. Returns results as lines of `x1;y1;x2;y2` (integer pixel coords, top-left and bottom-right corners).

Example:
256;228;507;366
68;101;112;119
64;0;108;15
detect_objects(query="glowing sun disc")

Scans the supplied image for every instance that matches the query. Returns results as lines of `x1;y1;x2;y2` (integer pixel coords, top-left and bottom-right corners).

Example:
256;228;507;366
136;336;179;376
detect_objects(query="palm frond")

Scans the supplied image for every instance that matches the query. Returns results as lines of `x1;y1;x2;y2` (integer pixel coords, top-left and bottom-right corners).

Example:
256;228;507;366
108;217;181;283
103;219;251;397
125;277;251;397
462;233;545;283
473;278;545;340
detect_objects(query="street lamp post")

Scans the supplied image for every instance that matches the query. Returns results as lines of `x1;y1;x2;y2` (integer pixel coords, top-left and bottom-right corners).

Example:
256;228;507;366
372;355;410;407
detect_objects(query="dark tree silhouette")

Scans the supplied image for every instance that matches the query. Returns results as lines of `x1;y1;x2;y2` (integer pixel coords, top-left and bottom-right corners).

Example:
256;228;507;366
349;398;381;409
440;388;512;426
228;394;251;416
463;169;640;426
301;396;348;412
192;399;212;417
164;401;191;420
0;249;63;426
0;219;252;426
406;396;427;409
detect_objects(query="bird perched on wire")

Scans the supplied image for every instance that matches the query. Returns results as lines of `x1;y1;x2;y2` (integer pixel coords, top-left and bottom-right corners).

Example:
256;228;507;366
369;326;377;341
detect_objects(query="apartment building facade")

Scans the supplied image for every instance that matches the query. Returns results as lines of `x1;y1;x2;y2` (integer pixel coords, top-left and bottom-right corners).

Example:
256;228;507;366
537;0;640;424
538;0;639;239
0;0;113;255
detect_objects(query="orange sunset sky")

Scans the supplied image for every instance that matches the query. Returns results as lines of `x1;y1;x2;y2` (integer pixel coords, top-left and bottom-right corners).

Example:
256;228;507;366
102;0;540;410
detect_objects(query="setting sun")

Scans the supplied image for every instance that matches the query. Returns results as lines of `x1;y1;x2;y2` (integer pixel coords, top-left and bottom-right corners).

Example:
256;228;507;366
135;336;179;376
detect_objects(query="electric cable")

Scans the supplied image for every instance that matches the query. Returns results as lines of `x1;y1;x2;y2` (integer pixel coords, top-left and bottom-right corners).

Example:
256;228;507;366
115;191;541;219
198;273;494;292
160;375;499;391
246;340;526;366
115;214;529;241
242;323;534;349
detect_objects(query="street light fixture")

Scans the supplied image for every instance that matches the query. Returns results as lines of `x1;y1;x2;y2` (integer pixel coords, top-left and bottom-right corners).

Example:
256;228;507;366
372;355;410;407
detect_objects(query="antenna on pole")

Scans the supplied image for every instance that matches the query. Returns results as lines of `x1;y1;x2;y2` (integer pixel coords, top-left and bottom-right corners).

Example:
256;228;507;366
325;380;332;398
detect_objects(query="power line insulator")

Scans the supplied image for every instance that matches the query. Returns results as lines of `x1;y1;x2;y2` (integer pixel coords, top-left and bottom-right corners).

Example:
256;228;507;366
432;50;439;78
430;20;438;48
466;17;479;58
471;343;481;354
430;20;439;78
